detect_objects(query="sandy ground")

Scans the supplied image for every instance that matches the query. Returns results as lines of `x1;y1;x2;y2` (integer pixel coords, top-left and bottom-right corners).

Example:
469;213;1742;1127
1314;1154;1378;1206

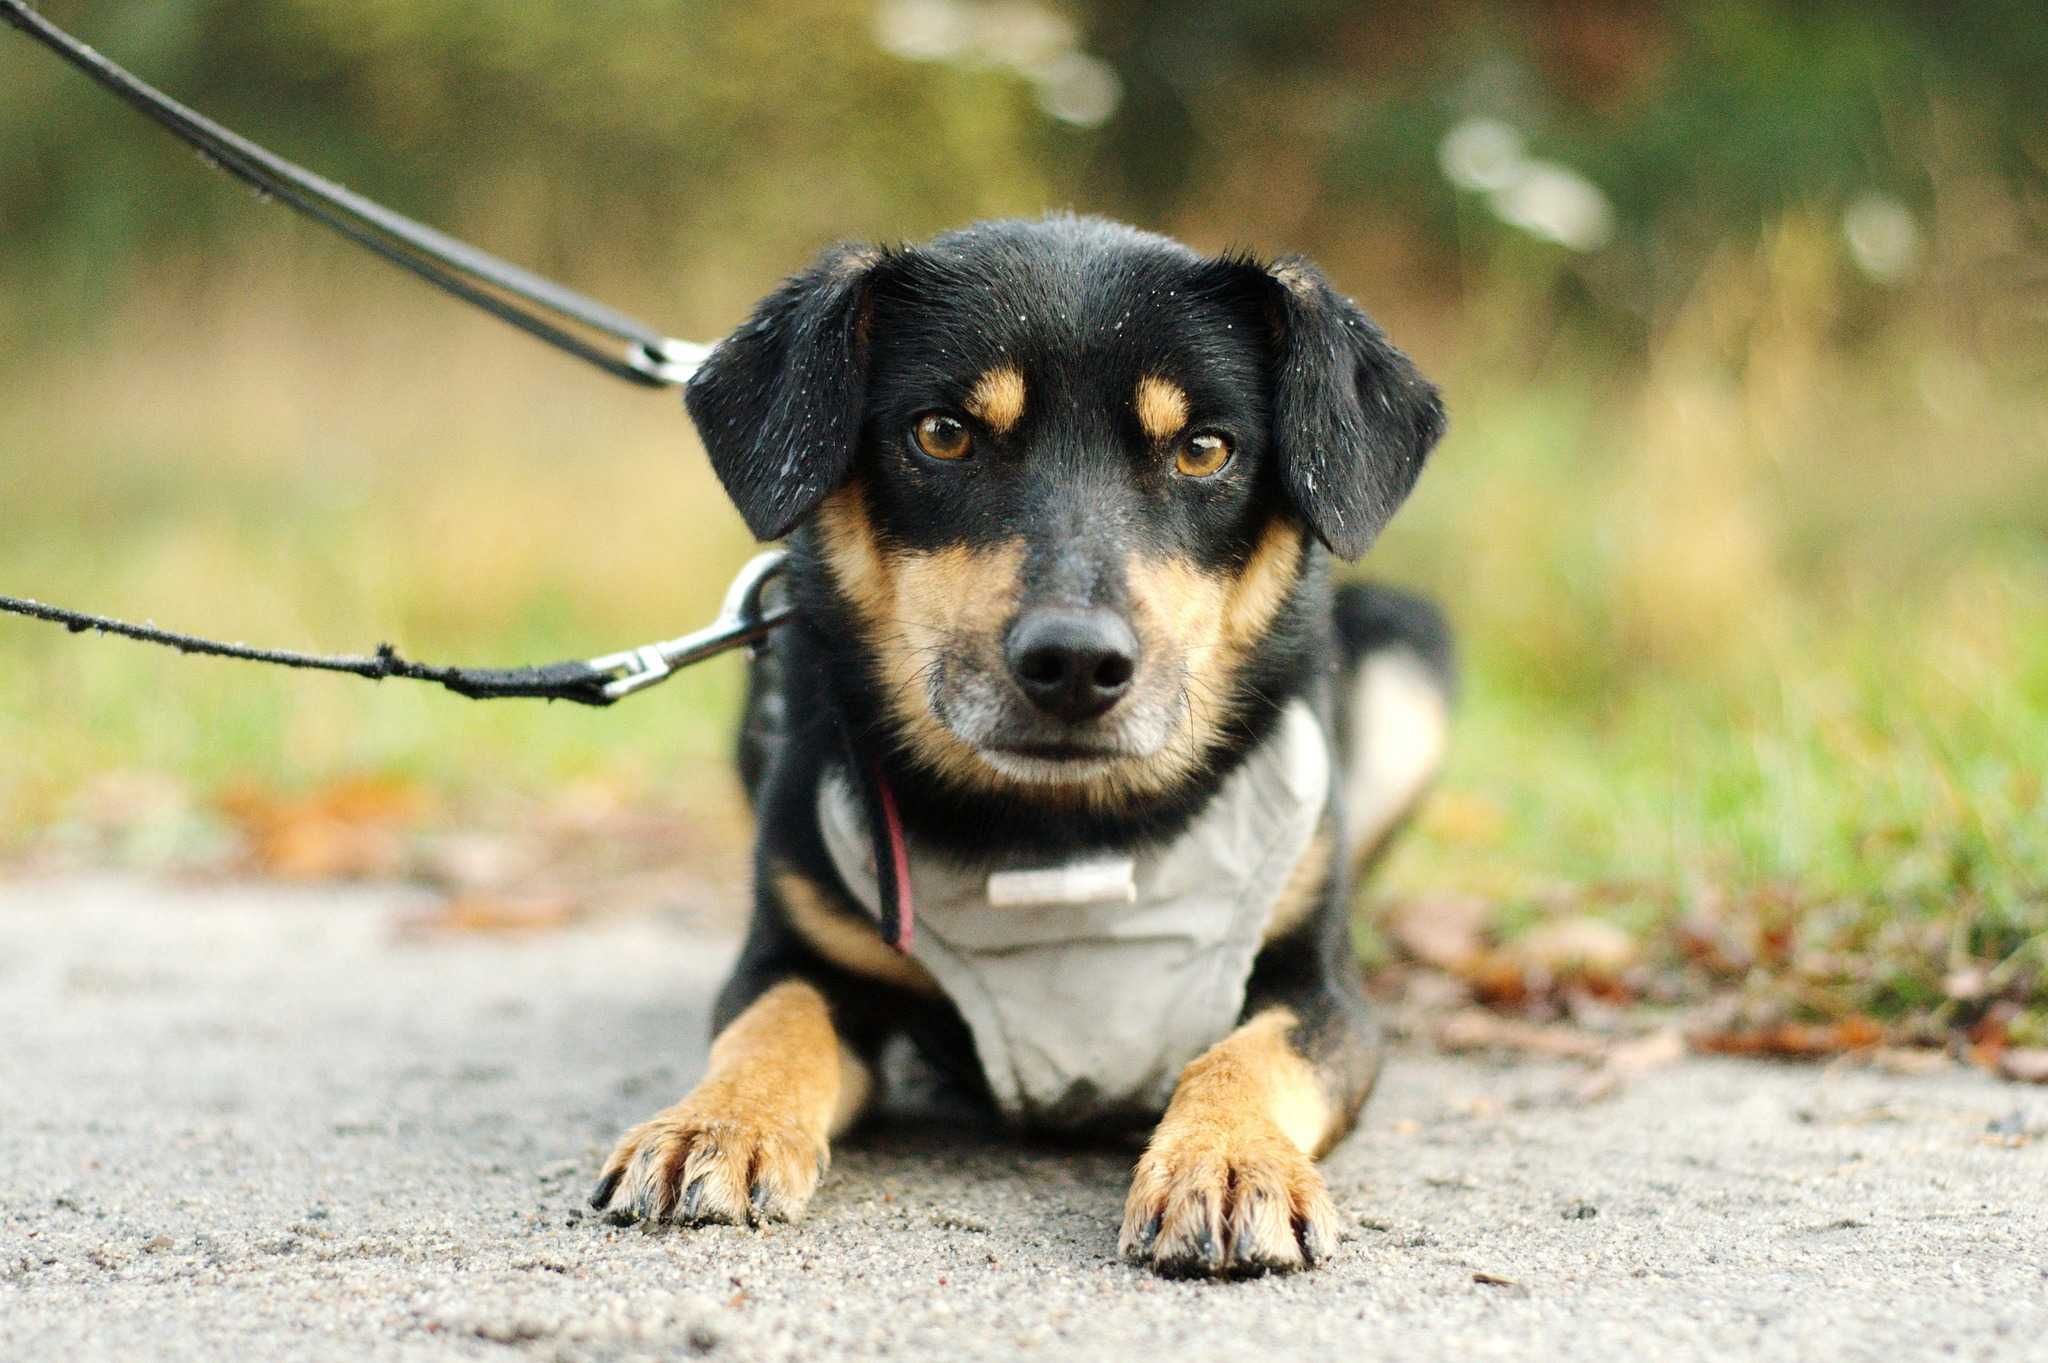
1;873;2042;1363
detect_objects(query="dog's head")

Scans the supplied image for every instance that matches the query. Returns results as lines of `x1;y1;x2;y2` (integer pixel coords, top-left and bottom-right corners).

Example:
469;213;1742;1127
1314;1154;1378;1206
687;217;1443;806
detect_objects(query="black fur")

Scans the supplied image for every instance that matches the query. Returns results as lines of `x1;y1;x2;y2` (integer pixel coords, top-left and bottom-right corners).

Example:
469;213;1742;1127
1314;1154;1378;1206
686;243;880;540
1261;259;1447;559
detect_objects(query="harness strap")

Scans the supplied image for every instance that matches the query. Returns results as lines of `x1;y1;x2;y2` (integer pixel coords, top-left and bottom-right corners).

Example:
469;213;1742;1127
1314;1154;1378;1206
872;766;917;952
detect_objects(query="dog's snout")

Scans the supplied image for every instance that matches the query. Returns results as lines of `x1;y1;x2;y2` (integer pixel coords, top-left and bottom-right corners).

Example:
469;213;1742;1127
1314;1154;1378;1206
1005;609;1140;723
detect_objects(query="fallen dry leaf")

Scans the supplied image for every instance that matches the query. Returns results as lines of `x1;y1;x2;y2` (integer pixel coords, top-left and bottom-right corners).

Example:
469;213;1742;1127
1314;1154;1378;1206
1995;1048;2048;1084
397;895;580;936
1437;1008;1607;1060
1858;1047;1954;1077
1519;916;1638;977
218;776;431;880
1386;896;1491;972
1690;1016;1886;1058
1574;1028;1685;1103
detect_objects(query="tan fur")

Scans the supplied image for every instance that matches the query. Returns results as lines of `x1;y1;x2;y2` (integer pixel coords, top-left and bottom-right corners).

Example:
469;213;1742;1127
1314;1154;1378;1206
1134;375;1190;442
775;867;940;995
965;365;1027;435
819;487;1308;811
816;486;1028;793
1262;825;1333;945
594;981;870;1225
1124;517;1306;792
1119;1008;1341;1276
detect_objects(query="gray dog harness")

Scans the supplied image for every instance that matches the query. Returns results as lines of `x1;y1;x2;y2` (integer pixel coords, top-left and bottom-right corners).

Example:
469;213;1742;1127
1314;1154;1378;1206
817;702;1330;1130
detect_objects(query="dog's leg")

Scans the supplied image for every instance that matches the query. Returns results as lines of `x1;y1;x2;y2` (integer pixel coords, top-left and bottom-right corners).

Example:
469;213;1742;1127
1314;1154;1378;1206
589;978;872;1226
1118;995;1376;1278
1332;581;1455;873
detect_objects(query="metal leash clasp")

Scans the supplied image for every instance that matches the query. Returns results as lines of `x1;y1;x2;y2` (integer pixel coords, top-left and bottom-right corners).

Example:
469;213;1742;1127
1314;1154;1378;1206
626;336;715;388
587;549;790;700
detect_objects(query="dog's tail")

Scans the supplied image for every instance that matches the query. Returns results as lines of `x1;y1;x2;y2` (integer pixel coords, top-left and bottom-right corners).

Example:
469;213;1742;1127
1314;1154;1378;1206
1331;582;1457;876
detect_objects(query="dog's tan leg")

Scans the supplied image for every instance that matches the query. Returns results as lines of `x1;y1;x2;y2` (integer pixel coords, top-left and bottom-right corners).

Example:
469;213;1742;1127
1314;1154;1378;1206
1119;1007;1344;1277
590;980;872;1226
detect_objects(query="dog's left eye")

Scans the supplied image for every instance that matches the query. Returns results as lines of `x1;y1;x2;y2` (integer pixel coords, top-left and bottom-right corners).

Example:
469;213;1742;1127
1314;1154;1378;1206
911;413;974;462
1175;432;1234;479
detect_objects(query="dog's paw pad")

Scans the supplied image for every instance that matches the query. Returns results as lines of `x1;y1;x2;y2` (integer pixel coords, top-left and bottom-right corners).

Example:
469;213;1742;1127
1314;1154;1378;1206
589;1101;826;1228
1118;1122;1336;1278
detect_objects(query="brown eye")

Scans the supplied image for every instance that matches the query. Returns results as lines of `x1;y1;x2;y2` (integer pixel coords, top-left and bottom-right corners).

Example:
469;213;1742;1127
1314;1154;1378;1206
1175;431;1233;479
912;412;973;461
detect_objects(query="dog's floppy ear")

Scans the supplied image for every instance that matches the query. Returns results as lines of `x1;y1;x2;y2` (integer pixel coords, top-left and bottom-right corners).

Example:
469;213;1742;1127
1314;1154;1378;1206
684;243;885;541
1253;257;1446;560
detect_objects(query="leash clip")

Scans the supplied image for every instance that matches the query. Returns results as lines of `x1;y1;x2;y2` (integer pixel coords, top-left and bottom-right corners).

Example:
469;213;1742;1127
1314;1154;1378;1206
588;549;790;700
626;336;715;388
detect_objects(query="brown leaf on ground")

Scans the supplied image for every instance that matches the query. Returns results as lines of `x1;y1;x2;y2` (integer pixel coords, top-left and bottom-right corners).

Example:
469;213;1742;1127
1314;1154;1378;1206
1386;896;1492;972
1519;916;1638;977
1858;1047;1954;1077
1690;1016;1886;1057
1436;1008;1607;1060
397;894;581;936
218;777;431;880
1995;1049;2048;1084
1574;1028;1686;1103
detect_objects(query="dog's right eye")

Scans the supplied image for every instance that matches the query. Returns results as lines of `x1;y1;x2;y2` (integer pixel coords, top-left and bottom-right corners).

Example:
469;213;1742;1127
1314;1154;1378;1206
910;413;974;462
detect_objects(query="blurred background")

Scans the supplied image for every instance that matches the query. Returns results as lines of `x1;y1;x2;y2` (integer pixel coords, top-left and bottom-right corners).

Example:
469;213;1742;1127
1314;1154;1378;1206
2;1;2043;1051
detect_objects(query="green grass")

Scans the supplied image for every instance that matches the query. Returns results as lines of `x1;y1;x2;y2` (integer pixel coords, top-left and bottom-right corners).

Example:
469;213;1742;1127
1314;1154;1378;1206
3;233;2044;1043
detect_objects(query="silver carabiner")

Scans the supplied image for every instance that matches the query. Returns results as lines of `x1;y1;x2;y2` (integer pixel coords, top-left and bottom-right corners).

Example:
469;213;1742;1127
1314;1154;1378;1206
625;336;715;388
587;549;790;700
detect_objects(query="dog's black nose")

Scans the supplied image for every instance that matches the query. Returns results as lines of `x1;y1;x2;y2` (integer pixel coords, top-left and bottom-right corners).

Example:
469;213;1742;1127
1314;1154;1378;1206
1005;609;1140;723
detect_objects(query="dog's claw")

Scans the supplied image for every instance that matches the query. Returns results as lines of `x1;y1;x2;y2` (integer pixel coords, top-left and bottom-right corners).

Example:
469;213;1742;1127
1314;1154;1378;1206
588;1169;623;1211
680;1173;709;1224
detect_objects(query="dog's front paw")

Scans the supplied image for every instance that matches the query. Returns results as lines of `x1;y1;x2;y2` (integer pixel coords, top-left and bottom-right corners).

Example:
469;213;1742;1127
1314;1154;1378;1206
589;1087;827;1227
1118;1117;1337;1278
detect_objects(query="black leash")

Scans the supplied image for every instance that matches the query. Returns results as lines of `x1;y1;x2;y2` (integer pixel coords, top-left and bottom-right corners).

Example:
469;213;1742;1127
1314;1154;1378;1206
0;2;779;703
0;551;791;707
1;8;920;951
0;0;708;388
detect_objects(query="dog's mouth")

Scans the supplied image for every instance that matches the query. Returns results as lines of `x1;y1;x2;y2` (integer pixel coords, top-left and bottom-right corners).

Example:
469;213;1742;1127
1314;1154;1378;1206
920;657;1185;792
998;740;1123;763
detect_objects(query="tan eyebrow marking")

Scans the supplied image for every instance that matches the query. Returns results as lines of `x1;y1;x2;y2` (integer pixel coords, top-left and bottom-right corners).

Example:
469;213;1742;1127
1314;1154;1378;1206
964;365;1027;435
1135;375;1190;442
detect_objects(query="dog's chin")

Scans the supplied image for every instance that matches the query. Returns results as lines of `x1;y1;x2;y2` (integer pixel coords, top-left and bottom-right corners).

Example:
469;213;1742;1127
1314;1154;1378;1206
972;745;1128;787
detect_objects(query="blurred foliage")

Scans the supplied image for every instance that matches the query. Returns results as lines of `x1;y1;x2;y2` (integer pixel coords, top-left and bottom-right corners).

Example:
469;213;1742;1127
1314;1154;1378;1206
1;2;2045;1041
3;1;2044;344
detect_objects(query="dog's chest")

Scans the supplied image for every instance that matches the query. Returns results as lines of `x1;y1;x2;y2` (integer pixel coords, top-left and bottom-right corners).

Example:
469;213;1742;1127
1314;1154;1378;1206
817;702;1330;1130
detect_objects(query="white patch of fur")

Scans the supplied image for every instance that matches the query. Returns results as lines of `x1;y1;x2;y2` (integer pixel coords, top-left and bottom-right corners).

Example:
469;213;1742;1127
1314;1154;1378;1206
1343;648;1449;859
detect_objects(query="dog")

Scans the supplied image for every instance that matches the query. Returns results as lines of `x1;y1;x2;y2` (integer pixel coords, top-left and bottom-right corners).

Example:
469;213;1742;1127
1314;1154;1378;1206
589;215;1453;1278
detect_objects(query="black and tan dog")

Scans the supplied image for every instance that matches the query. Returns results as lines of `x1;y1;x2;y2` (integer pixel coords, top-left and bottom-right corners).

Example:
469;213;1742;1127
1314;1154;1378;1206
589;215;1453;1278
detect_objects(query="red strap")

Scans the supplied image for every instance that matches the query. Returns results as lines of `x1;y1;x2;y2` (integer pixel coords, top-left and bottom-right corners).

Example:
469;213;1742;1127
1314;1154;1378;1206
873;770;915;952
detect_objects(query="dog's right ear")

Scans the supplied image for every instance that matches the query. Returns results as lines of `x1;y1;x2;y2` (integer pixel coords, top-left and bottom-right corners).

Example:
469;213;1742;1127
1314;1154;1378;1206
684;243;885;541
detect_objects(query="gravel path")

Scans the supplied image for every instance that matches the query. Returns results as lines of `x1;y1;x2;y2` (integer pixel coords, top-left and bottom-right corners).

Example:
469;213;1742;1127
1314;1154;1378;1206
2;874;2041;1362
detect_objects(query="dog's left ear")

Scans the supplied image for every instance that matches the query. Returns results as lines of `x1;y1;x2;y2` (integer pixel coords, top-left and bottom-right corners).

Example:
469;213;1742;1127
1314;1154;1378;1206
684;243;886;541
1247;257;1446;560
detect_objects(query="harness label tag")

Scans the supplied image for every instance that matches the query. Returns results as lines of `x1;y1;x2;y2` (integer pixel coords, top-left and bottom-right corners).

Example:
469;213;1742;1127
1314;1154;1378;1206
986;858;1138;909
